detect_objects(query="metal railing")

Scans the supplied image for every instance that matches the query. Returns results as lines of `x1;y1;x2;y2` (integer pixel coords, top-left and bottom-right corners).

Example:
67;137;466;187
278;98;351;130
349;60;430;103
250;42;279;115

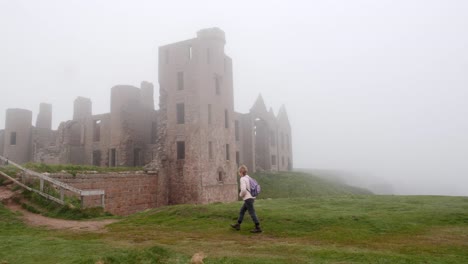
0;155;105;208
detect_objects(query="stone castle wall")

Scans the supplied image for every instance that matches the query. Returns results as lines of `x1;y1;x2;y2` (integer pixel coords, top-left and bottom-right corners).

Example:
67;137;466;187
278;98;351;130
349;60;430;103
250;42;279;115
51;172;160;216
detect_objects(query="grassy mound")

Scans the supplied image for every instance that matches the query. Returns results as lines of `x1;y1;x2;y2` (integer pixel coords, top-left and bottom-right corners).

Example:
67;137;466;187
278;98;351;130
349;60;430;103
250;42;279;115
252;171;372;199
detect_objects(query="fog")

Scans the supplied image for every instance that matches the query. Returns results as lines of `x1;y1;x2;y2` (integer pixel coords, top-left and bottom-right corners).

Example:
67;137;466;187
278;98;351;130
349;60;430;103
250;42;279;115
1;0;467;196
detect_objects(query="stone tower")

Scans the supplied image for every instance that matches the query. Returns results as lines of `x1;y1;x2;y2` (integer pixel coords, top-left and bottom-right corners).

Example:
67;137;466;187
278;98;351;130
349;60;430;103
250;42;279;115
158;28;238;204
36;103;52;129
3;109;32;164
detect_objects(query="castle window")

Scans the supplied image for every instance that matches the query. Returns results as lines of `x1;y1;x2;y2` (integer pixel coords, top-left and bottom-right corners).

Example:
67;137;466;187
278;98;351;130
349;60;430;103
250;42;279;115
10;132;16;145
236;151;240;166
215;76;221;95
208;104;212;124
151;122;157;144
93;120;101;142
224;109;229;128
235;120;239;140
177;72;184;90
226;144;230;160
217;167;225;182
134;148;142;166
177;141;185;160
208;141;213;159
271;155;277;166
110;148;116;167
176;103;185;124
93;150;101;166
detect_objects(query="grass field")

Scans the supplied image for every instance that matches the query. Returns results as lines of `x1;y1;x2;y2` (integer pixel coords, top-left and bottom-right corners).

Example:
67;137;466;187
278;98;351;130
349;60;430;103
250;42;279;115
0;171;467;263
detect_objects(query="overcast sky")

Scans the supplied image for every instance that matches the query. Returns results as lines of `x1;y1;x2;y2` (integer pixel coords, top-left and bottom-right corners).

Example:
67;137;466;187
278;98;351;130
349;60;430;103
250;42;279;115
1;0;467;196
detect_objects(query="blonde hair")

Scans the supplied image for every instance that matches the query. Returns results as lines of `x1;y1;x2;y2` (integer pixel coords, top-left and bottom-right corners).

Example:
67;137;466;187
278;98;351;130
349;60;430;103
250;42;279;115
238;165;248;175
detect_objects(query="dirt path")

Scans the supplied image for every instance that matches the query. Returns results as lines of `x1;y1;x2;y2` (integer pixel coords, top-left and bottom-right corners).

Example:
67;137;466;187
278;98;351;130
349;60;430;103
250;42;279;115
0;185;117;232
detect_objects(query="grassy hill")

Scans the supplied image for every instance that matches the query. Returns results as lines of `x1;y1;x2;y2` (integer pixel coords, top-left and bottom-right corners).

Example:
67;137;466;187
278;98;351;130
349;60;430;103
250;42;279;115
252;171;372;198
0;171;467;263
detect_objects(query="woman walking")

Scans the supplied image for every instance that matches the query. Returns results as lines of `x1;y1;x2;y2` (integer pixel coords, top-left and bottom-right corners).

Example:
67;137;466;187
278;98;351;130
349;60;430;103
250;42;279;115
230;165;262;233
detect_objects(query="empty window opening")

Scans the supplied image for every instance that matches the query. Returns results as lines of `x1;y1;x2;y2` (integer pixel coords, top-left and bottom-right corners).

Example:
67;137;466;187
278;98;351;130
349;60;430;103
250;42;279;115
176;103;185;124
215;76;221;95
208;104;212;124
218;171;223;182
151;122;158;144
10;132;16;145
224;109;229;128
93;150;101;166
134;148;142;166
93;120;101;142
177;72;184;90
177;141;185;160
235;120;240;141
208;141;213;159
189;46;192;60
110;148;116;167
226;144;230;160
236;151;240;166
271;155;277;166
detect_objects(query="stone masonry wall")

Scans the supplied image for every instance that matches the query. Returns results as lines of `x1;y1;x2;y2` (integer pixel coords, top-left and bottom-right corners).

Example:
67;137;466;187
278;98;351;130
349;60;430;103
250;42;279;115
51;172;160;216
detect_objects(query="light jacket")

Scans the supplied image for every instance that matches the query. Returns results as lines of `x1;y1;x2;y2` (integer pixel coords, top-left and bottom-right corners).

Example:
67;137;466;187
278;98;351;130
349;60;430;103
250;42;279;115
239;175;254;200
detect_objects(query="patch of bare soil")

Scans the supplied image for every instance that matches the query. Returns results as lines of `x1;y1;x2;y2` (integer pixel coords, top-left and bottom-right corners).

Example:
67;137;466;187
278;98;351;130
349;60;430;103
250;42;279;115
0;185;117;232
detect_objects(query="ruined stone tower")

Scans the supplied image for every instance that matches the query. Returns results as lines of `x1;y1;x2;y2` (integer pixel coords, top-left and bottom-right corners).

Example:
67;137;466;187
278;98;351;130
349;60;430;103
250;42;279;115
3;109;33;164
158;28;238;204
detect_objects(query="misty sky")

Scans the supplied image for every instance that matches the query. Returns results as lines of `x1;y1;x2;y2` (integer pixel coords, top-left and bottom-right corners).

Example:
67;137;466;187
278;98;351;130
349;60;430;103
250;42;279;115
1;0;467;196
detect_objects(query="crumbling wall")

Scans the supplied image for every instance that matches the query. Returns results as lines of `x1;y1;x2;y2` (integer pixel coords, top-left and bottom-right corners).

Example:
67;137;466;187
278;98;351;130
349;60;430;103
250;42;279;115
277;106;293;171
51;172;160;216
84;113;111;167
110;85;152;167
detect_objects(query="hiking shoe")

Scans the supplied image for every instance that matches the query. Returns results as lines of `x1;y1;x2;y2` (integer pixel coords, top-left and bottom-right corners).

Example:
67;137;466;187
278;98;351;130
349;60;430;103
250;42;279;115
250;227;262;233
230;223;240;231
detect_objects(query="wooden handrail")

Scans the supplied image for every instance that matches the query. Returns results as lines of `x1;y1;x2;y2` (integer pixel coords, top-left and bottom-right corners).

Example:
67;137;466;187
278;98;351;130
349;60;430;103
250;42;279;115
0;155;105;208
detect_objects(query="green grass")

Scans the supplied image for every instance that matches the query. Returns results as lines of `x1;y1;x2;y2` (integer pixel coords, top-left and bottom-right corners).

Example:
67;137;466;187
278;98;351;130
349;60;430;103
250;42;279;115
0;163;144;178
22;163;144;175
252;171;372;198
1;195;467;263
0;170;467;263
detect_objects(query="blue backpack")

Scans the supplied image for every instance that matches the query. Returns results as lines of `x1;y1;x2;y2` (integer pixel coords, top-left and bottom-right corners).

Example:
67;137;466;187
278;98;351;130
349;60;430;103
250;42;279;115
248;177;261;197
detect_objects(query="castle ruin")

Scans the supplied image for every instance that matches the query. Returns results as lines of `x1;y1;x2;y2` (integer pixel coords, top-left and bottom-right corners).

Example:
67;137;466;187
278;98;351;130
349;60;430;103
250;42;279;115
0;28;293;207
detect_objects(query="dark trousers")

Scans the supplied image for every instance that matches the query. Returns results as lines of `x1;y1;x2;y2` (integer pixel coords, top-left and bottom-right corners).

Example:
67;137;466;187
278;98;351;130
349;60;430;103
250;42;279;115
237;198;260;225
